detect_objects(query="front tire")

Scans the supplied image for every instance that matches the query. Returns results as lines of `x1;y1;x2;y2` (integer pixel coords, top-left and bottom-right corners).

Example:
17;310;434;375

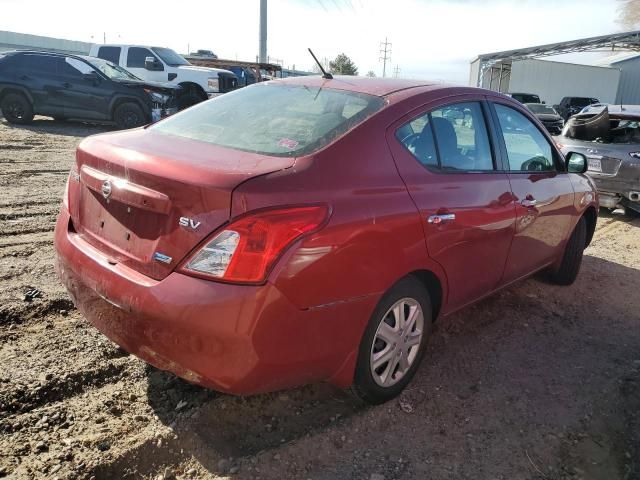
549;217;587;285
1;93;34;124
113;102;146;130
352;276;432;404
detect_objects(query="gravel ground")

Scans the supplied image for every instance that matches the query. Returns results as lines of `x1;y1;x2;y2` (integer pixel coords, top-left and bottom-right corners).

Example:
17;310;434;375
0;117;639;480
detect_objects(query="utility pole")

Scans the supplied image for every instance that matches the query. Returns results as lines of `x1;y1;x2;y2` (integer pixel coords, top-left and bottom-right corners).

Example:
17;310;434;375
103;32;106;44
259;0;267;63
393;65;400;78
379;37;391;78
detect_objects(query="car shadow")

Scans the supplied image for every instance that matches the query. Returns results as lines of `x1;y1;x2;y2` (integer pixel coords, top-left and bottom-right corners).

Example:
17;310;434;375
143;253;640;479
0;116;113;137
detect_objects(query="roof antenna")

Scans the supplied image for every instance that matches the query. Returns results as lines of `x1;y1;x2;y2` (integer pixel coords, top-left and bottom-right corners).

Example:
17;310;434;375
308;48;333;80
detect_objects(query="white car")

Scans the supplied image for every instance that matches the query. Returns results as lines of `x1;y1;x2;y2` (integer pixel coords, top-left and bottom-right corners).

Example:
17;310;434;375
89;44;238;107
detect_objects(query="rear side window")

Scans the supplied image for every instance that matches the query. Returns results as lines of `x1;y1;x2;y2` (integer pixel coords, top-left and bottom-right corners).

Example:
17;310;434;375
151;84;385;157
97;46;121;64
19;54;58;74
494;104;555;172
127;47;157;68
396;101;494;171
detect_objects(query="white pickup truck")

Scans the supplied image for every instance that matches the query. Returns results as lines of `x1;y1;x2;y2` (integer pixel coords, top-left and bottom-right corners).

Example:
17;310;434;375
89;44;238;107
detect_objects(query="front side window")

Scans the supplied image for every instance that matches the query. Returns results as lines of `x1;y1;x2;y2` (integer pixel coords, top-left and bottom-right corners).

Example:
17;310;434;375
127;47;158;68
59;57;95;77
396;101;494;171
151;84;385;157
494;104;555;172
97;46;121;65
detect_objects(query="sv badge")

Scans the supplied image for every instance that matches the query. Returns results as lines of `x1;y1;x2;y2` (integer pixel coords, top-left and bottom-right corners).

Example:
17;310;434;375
179;217;201;230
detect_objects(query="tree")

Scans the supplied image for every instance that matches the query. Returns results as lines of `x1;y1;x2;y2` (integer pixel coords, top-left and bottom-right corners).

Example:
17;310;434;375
329;53;358;76
366;70;376;77
618;0;640;28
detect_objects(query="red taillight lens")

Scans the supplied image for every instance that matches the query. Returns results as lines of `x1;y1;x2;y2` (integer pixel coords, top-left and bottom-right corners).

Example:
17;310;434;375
180;205;329;284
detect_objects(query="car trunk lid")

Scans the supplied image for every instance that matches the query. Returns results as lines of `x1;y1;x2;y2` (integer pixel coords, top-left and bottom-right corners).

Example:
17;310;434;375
70;129;294;280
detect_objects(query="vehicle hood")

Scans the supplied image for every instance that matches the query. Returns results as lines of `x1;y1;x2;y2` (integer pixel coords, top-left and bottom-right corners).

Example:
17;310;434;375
178;64;234;75
537;113;562;122
113;78;181;92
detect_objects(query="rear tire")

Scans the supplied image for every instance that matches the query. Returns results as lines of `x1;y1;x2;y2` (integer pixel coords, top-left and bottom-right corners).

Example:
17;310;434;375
113;102;146;130
549;217;587;285
1;92;34;124
352;276;432;405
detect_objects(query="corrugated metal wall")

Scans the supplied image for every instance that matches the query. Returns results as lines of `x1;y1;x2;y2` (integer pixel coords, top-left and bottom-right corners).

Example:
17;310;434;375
613;56;640;104
510;59;620;105
0;31;91;55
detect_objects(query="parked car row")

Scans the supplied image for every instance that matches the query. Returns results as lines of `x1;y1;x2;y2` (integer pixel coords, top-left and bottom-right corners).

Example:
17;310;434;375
0;50;181;129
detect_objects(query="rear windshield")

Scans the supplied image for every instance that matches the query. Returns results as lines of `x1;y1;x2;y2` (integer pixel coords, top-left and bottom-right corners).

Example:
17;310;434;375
151;83;386;156
512;94;540;104
571;98;598;107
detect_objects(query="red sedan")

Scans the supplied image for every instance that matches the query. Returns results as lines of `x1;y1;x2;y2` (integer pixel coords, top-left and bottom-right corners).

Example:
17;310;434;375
55;77;598;404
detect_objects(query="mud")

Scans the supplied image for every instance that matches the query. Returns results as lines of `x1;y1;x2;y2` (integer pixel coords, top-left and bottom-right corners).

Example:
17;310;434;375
0;117;639;480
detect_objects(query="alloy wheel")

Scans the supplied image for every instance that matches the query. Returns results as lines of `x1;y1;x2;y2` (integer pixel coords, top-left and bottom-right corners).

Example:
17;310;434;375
370;297;424;387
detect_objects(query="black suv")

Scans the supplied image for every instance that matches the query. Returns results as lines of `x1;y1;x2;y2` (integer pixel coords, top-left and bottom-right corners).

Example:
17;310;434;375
554;96;600;121
0;51;181;129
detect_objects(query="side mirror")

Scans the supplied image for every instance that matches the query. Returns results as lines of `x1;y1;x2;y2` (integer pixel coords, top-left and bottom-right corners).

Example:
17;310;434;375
145;56;162;71
565;151;588;173
542;101;546;104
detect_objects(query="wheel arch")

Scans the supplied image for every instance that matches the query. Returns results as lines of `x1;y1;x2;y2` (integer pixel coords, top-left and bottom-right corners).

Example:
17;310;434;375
408;269;443;321
178;81;207;100
109;95;149;122
583;206;597;247
0;85;34;105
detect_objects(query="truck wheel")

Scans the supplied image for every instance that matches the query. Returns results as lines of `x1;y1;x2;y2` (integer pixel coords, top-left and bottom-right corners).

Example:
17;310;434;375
113;102;146;130
549;217;587;285
1;93;34;124
352;276;432;405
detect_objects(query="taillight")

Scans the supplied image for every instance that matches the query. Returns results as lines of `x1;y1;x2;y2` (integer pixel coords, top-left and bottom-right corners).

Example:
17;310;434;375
180;205;329;284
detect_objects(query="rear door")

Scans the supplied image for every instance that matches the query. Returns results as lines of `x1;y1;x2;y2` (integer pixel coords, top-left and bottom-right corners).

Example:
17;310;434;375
387;97;516;311
489;101;575;283
15;54;63;115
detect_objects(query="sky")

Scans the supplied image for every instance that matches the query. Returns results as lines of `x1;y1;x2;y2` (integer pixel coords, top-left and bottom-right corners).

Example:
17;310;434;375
0;0;625;84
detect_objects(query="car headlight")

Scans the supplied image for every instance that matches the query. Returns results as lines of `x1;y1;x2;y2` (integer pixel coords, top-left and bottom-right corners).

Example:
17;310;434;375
207;77;219;92
144;89;170;103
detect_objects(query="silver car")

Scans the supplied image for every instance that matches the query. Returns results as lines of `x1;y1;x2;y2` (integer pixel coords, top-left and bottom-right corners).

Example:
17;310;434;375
557;104;640;216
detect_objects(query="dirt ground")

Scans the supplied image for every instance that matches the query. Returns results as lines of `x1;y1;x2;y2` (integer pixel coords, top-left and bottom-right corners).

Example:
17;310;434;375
0;117;639;480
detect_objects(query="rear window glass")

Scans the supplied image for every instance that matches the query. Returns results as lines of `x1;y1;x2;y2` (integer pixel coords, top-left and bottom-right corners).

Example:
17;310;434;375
151;84;386;156
571;98;598;107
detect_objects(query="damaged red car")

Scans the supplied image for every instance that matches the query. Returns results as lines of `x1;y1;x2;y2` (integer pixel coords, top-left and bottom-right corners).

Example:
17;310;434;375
55;77;598;404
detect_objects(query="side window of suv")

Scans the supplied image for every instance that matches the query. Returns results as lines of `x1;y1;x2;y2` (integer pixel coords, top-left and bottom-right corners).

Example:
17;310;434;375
396;101;494;171
494;104;555;172
21;54;58;74
58;57;95;77
127;47;158;68
97;46;121;65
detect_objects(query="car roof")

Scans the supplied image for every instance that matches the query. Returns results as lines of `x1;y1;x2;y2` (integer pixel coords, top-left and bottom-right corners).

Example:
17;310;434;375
3;49;85;61
268;75;444;97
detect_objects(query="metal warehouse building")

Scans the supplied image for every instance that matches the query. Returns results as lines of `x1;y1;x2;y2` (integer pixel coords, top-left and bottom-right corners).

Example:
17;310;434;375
470;30;640;105
0;30;91;55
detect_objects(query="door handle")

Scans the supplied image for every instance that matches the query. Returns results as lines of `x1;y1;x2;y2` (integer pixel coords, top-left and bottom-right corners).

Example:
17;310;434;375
521;198;537;207
427;213;456;224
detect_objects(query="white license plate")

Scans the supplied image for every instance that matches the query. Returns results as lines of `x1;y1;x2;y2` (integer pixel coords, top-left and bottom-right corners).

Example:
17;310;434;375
588;158;602;172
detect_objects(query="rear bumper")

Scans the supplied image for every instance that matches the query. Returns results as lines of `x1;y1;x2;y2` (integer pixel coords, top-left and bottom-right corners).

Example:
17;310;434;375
54;209;373;394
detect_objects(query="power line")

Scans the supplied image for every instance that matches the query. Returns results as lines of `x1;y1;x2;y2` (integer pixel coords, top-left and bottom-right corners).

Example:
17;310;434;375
393;65;400;78
379;37;391;78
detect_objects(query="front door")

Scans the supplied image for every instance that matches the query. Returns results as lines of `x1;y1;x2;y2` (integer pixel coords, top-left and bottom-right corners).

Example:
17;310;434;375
490;102;576;283
387;97;516;312
124;47;166;83
56;57;110;120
